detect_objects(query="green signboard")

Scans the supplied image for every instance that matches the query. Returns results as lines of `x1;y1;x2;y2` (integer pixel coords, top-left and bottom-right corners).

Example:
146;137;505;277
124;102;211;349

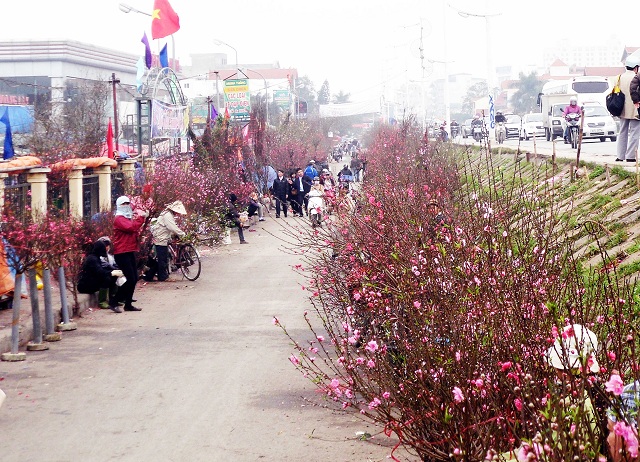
223;79;251;122
274;89;290;109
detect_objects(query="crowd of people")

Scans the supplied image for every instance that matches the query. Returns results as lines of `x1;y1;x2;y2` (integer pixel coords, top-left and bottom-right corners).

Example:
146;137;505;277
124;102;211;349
76;146;363;310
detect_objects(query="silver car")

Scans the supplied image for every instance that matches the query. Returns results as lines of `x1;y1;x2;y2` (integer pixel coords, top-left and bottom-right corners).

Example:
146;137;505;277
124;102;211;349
579;103;618;142
519;113;545;140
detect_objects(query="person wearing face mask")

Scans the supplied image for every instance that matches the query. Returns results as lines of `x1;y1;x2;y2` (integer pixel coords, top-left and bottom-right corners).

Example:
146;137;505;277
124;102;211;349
112;196;148;311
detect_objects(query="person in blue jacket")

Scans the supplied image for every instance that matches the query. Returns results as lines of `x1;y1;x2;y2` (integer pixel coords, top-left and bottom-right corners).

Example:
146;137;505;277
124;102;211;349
304;160;319;179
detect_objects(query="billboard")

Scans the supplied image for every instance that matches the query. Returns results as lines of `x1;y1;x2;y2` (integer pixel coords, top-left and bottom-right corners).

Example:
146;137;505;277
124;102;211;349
151;99;189;138
224;79;251;122
274;90;290;109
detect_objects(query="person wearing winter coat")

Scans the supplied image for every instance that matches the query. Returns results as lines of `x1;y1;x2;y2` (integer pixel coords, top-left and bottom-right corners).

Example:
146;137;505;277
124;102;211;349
304;160;319;179
77;239;124;313
112;195;148;311
270;170;289;218
146;201;187;282
224;194;248;244
616;55;640;162
96;236;120;309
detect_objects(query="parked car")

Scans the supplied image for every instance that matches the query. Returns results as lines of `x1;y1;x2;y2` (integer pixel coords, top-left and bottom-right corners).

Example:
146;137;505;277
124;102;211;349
519;113;545;140
504;114;522;139
579;102;618;142
461;118;473;138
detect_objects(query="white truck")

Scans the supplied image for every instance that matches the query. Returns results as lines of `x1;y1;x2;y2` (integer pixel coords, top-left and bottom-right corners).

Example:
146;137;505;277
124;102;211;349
537;76;612;141
538;91;571;141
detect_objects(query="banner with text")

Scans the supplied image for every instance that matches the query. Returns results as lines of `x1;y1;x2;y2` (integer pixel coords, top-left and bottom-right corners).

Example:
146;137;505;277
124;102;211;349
151;99;189;138
274;89;290;109
224;79;251;122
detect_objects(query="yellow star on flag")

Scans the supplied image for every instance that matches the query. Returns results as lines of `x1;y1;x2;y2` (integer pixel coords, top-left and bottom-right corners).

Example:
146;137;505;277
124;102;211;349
152;9;161;20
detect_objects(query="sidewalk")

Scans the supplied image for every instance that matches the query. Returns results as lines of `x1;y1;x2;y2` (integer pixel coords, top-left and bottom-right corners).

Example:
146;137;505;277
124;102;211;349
0;275;94;354
0;217;271;355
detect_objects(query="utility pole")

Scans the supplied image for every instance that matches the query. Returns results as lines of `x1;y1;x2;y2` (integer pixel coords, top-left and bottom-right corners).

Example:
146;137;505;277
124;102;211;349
214;71;220;112
109;73;120;150
206;96;212;127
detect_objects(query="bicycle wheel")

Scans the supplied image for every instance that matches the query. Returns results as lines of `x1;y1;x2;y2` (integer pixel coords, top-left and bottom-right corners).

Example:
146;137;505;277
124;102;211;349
179;244;201;281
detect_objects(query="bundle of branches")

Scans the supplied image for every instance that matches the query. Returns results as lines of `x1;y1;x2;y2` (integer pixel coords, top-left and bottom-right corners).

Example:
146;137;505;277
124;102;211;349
278;121;640;461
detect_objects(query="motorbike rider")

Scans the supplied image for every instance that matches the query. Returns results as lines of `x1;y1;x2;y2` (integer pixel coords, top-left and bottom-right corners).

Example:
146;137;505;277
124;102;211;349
470;115;484;140
450;120;460;137
438;124;449;142
306;177;325;223
562;96;582;144
495;111;507;124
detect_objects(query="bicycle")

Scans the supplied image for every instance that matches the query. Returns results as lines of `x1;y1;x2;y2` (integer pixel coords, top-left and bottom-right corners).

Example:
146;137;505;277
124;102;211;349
168;239;201;281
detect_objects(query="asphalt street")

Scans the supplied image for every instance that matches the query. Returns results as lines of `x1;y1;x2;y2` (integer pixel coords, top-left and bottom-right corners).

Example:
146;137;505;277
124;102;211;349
0;215;414;462
456;133;627;166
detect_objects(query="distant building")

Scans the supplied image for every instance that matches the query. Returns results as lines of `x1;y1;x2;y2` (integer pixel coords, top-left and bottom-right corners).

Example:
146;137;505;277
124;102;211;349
543;36;624;68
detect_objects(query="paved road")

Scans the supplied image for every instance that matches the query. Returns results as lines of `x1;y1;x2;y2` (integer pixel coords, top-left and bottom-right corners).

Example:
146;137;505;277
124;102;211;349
0;218;413;461
455;133;628;166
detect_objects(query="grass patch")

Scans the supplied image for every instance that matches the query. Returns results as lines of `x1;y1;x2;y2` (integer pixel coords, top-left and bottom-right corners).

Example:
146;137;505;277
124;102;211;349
625;239;640;255
616;260;640;278
588;165;606;180
606;229;629;249
588;194;614;211
611;166;633;180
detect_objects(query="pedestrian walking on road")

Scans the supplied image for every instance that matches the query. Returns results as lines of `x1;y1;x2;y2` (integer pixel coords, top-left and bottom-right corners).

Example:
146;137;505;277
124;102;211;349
304;160;319;179
112;196;147;311
296;168;312;216
271;170;289;218
616;55;640;162
288;172;301;216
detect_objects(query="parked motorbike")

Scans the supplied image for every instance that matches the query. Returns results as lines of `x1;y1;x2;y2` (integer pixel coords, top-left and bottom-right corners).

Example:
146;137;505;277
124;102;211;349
495;122;506;144
565;113;581;149
306;189;325;227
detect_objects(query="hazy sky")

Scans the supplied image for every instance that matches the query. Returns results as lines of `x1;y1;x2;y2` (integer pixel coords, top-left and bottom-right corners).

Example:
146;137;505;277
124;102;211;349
2;0;637;102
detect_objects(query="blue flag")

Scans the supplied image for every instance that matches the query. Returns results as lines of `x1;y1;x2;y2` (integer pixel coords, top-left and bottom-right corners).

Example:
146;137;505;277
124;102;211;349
159;43;169;69
141;33;152;69
0;109;14;159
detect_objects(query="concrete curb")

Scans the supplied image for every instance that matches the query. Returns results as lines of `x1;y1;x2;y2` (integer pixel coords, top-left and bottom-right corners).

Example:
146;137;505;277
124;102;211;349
0;289;93;356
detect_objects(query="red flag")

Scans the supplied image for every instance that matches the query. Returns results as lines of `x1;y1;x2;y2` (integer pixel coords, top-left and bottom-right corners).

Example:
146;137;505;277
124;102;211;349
107;118;114;158
151;0;180;40
224;107;230;119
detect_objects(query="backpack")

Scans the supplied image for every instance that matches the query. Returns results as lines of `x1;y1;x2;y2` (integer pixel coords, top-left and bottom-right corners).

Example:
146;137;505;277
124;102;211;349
606;75;625;117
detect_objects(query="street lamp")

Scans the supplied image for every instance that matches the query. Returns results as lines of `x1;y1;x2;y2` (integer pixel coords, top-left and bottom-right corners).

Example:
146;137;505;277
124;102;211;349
118;2;148;15
119;3;176;67
448;2;501;96
241;68;269;127
428;58;454;132
212;39;238;68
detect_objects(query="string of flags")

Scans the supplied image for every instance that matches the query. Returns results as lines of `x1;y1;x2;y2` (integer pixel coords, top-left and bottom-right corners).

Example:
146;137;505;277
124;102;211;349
136;0;181;91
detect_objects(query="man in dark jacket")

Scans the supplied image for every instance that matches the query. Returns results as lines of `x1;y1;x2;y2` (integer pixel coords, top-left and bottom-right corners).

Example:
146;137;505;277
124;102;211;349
270;169;289;218
295;168;312;216
77;240;124;313
225;193;248;244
